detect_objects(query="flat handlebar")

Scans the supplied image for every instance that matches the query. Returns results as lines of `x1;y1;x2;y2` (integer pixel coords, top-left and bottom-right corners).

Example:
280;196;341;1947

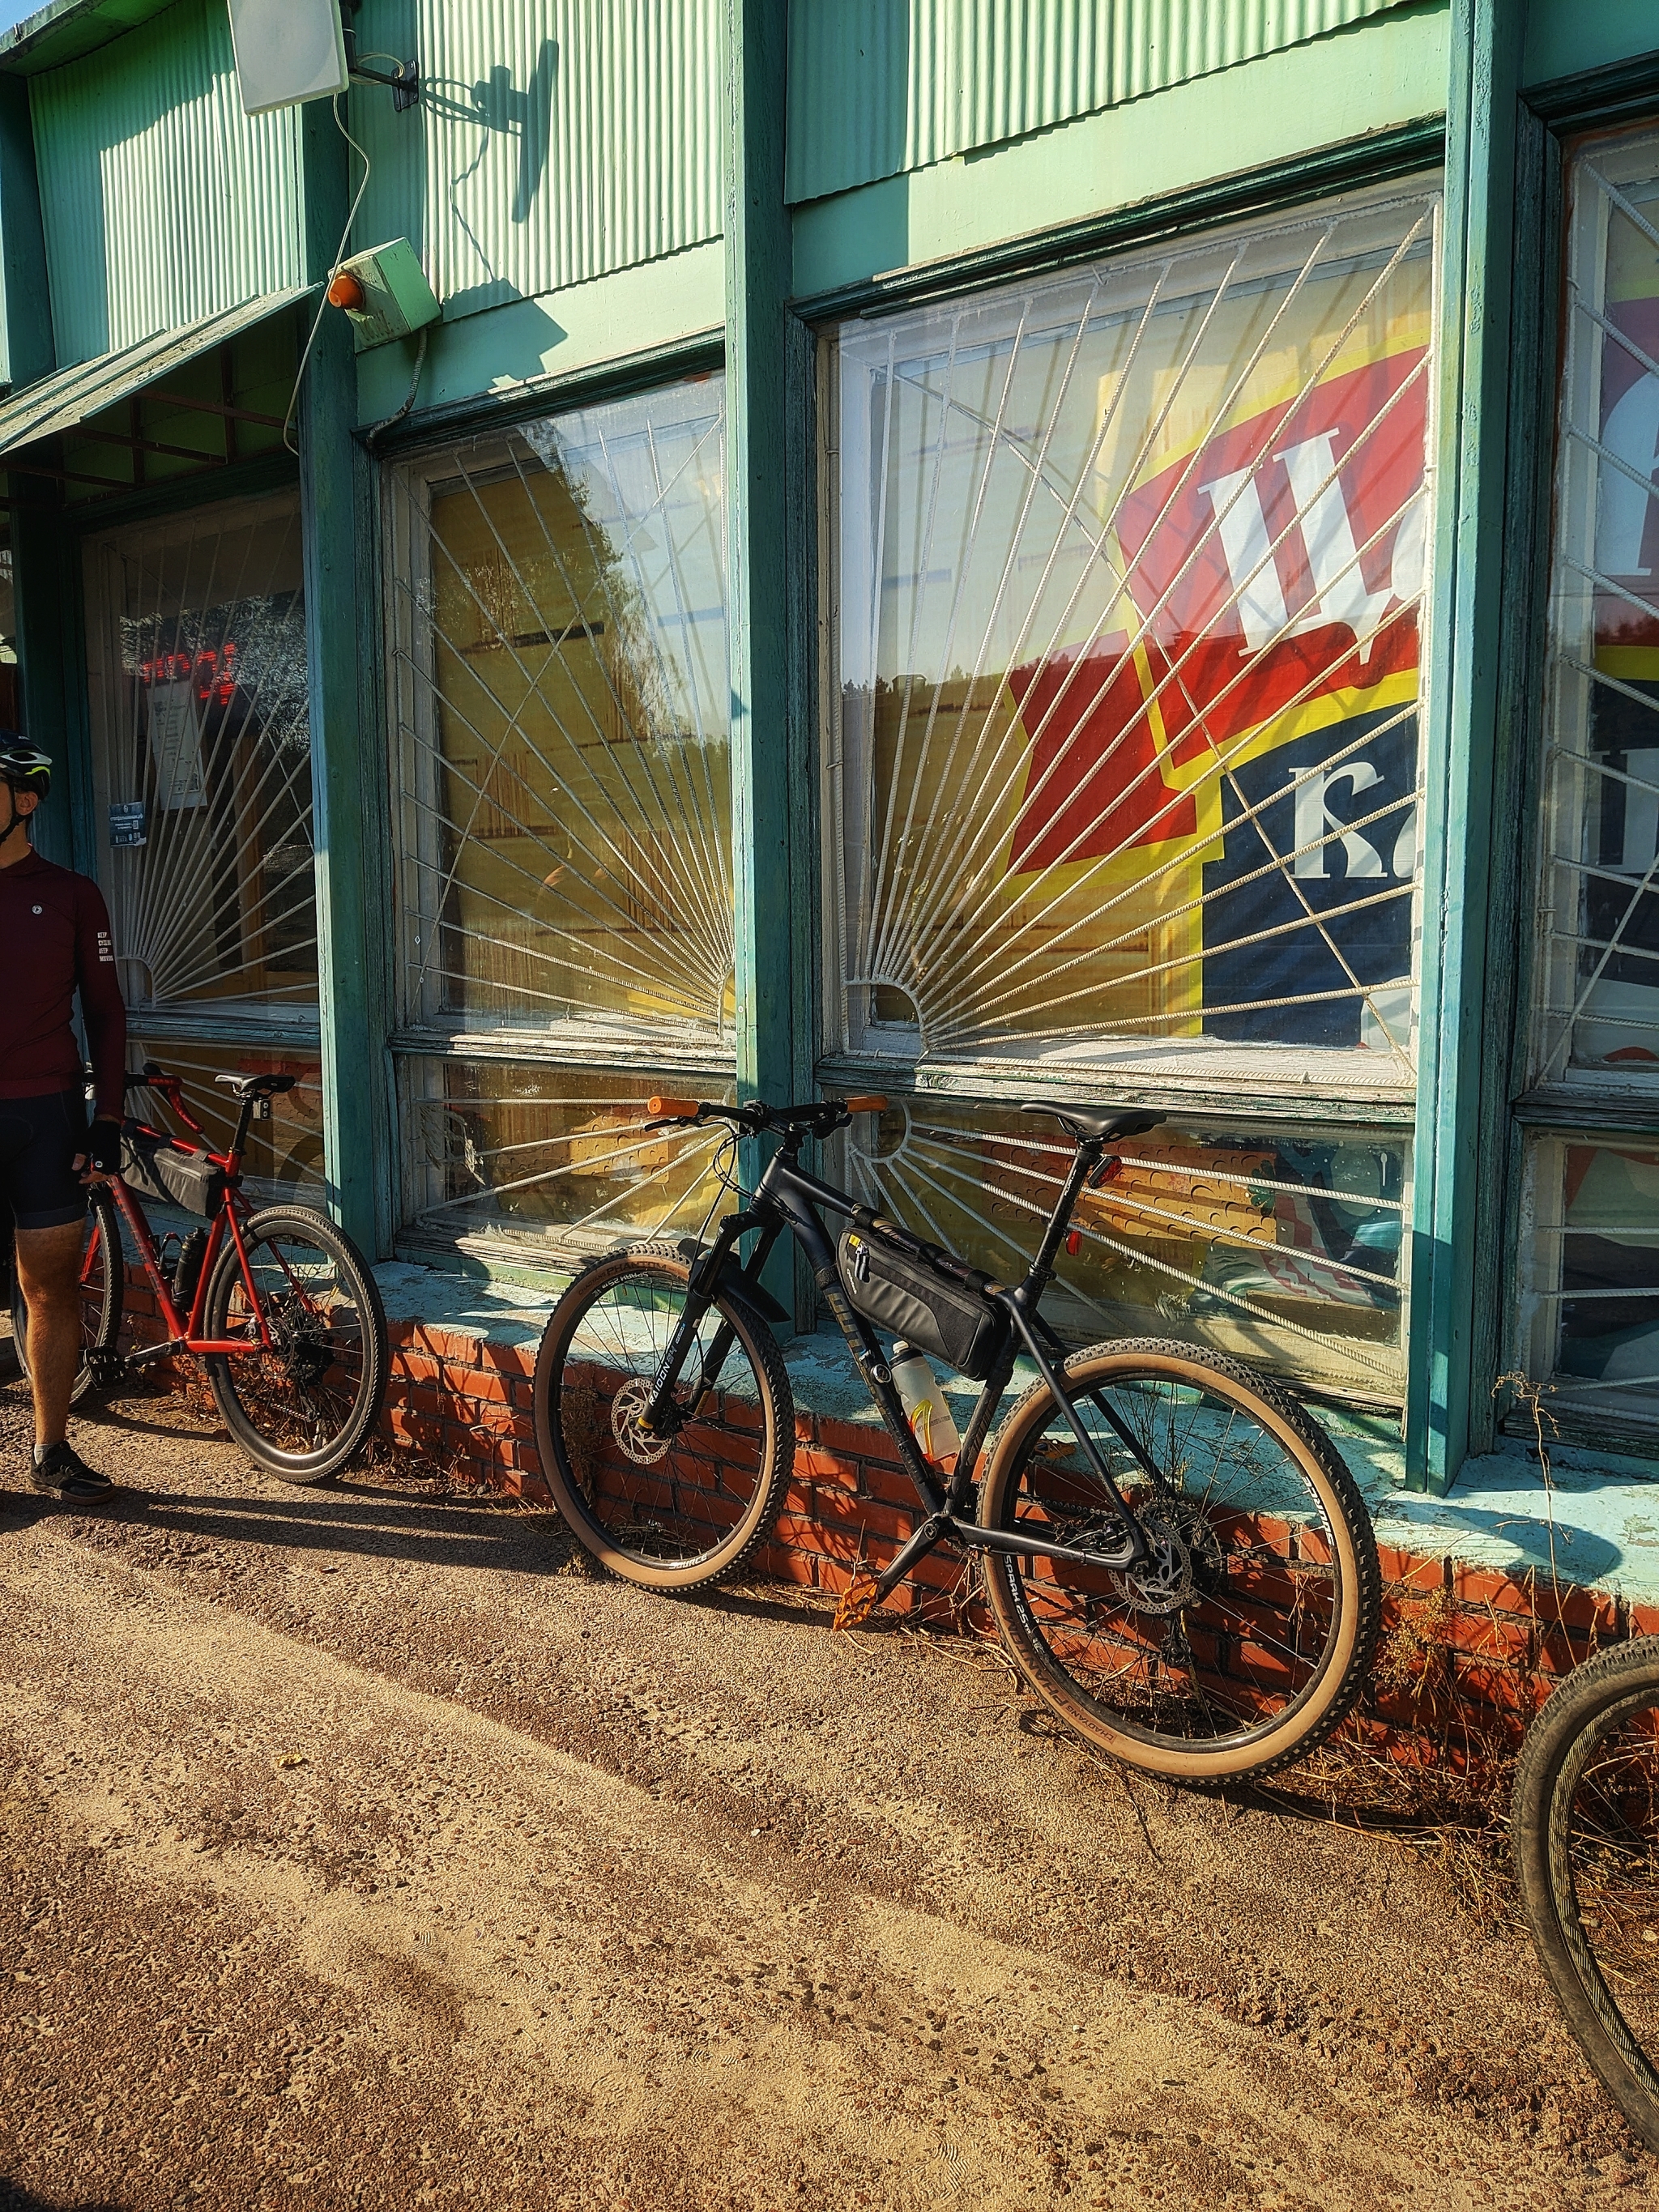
646;1094;889;1137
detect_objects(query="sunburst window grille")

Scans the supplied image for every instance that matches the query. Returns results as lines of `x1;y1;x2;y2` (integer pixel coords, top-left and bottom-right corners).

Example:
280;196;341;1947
387;375;734;1255
84;490;315;1017
1536;140;1659;1090
829;185;1438;1091
1519;132;1659;1436
388;377;732;1050
126;1038;324;1208
842;1101;1406;1400
401;1064;736;1259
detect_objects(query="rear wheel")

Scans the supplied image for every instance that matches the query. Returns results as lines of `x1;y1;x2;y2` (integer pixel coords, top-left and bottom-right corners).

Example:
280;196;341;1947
1513;1639;1659;2150
201;1206;386;1481
9;1187;122;1404
979;1339;1380;1785
532;1244;793;1588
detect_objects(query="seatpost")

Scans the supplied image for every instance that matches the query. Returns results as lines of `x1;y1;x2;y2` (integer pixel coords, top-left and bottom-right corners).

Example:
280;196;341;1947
228;1093;258;1165
1021;1139;1102;1293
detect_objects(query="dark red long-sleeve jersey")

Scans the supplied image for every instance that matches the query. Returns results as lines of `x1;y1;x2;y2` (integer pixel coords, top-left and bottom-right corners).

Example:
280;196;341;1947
1;848;128;1119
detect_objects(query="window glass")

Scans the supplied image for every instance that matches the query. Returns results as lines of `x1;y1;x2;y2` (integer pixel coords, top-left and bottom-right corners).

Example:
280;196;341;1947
1521;1135;1659;1436
389;377;731;1049
840;1101;1406;1400
1537;132;1659;1090
400;1060;733;1258
126;1038;323;1207
830;184;1438;1086
0;529;17;732
83;489;314;1016
1520;130;1659;1441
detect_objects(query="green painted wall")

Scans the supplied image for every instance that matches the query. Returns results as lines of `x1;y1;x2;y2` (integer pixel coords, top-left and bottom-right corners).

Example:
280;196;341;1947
352;239;725;428
791;1;1449;298
787;0;1431;202
348;0;722;327
28;0;304;368
1524;0;1659;87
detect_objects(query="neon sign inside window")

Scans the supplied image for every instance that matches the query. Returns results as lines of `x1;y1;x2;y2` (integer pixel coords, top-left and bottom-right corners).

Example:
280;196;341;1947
136;643;239;705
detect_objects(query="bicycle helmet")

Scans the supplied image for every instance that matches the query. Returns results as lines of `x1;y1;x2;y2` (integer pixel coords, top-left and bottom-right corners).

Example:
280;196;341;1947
0;735;50;800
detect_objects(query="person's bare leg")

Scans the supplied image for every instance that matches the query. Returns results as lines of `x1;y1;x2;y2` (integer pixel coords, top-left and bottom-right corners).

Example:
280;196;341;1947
15;1218;88;1448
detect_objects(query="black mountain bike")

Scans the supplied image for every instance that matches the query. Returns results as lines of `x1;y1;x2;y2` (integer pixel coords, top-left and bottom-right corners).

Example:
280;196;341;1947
532;1093;1380;1787
1513;1638;1659;2149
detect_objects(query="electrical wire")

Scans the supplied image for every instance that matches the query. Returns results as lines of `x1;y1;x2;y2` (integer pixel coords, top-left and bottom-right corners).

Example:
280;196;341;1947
281;96;374;456
365;325;429;445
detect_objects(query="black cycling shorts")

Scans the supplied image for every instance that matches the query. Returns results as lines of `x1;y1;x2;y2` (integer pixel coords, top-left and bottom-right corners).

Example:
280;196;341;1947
0;1089;89;1231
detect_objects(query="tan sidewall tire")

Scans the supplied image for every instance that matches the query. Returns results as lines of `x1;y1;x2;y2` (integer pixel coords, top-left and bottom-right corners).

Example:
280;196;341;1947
531;1245;794;1591
1512;1641;1659;2150
980;1341;1378;1784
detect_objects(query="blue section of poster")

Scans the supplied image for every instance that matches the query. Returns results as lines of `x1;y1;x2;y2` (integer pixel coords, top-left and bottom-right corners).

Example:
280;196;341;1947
1200;705;1417;1047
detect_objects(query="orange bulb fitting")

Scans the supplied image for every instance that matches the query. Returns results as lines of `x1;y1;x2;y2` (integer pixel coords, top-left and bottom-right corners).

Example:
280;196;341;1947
326;271;365;311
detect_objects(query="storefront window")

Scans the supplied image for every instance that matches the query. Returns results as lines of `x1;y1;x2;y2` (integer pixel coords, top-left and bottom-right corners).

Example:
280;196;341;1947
828;183;1437;1396
83;488;314;1016
1520;1134;1659;1432
0;530;18;731
126;1038;323;1205
387;374;732;1255
1524;130;1659;1435
841;1100;1406;1400
401;1062;734;1256
830;183;1438;1087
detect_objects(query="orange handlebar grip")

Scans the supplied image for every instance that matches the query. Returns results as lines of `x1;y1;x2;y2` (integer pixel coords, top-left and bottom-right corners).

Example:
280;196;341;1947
646;1096;702;1119
842;1094;889;1115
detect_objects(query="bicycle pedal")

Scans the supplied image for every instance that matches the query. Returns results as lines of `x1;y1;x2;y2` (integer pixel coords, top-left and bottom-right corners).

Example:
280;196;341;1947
833;1570;881;1632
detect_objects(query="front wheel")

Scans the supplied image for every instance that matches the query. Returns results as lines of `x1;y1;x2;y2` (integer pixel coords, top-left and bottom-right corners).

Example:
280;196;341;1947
532;1242;793;1588
1512;1639;1659;2150
9;1186;123;1404
979;1339;1380;1786
201;1206;387;1482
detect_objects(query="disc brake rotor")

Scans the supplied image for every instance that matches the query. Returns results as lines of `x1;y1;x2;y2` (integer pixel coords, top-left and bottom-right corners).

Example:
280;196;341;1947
1113;1494;1223;1615
612;1377;675;1466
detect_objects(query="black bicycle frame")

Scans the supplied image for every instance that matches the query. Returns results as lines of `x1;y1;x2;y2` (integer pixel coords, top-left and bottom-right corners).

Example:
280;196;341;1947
641;1124;1155;1597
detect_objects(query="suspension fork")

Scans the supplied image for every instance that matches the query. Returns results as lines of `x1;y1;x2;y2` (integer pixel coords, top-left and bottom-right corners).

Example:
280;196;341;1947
640;1212;783;1430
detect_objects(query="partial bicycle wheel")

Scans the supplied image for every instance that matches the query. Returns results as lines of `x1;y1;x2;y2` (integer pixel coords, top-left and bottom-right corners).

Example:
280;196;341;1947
979;1338;1380;1785
532;1242;793;1588
201;1206;387;1482
1512;1638;1659;2150
9;1186;122;1404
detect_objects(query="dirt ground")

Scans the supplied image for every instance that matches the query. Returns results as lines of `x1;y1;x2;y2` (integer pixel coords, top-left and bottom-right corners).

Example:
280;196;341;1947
0;1349;1654;2212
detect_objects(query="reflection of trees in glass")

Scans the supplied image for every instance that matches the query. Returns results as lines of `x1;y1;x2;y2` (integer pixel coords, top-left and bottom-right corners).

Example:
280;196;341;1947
405;379;732;1041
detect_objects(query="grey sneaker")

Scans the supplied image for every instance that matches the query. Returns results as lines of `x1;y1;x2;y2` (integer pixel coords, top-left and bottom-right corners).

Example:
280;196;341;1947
31;1441;115;1505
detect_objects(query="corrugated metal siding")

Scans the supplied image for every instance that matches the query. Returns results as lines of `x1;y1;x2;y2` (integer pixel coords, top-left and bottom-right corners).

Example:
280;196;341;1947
350;0;722;322
787;0;1426;203
30;0;304;369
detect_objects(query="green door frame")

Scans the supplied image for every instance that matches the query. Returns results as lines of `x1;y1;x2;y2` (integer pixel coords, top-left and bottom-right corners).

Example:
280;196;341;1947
1404;0;1523;1493
297;103;394;1257
723;0;818;1326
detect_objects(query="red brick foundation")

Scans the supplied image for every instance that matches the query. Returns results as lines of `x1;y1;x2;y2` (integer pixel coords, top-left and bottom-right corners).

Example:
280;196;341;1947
371;1316;1657;1771
112;1281;1655;1780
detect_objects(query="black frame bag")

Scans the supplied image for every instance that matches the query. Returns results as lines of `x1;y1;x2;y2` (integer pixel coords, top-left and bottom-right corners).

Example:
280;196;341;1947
119;1123;229;1218
837;1226;1006;1380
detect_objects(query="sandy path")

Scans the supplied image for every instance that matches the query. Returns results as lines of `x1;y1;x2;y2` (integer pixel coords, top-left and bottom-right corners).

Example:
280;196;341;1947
0;1370;1650;2211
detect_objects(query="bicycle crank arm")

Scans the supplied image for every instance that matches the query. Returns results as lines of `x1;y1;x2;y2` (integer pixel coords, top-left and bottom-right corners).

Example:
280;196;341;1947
122;1339;188;1367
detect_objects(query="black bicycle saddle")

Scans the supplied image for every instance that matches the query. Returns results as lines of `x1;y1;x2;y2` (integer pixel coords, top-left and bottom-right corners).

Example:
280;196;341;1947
1021;1101;1162;1144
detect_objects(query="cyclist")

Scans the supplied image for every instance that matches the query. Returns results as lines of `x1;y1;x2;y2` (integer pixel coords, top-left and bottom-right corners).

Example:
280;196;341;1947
0;739;126;1503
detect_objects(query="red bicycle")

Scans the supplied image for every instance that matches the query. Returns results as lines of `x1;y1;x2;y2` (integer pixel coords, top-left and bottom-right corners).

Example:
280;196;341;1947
9;1063;387;1483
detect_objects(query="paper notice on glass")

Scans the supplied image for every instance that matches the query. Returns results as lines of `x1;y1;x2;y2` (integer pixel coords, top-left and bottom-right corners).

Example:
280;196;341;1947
147;679;207;810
